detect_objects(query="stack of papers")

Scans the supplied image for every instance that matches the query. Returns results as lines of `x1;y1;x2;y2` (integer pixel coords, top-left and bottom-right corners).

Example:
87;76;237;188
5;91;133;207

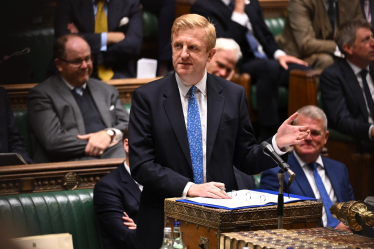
177;189;315;210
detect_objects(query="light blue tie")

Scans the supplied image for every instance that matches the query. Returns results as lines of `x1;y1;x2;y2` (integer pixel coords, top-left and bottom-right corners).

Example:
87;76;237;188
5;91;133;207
308;163;340;228
74;87;84;96
187;86;203;184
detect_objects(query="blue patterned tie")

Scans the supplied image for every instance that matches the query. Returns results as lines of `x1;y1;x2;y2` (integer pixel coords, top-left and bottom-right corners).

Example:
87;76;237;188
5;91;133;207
187;86;203;184
308;163;339;228
74;87;84;96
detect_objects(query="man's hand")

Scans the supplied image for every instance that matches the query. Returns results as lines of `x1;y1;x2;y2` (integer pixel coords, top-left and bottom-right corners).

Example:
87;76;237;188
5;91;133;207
67;23;79;33
278;55;308;70
187;182;232;199
107;32;125;45
275;112;310;149
234;0;246;14
77;130;111;157
122;212;136;230
335;222;352;232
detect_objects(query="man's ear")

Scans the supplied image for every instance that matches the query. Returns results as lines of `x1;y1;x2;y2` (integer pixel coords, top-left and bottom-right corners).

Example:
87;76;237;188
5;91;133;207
55;58;63;73
124;138;129;153
343;43;353;56
207;48;216;62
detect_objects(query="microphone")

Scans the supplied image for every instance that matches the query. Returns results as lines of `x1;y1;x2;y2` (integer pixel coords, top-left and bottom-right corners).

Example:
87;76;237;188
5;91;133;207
0;47;30;63
260;141;296;186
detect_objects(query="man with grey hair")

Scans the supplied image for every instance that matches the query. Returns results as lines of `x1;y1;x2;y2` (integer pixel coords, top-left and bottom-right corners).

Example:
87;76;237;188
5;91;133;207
261;105;354;232
206;38;242;80
320;18;374;153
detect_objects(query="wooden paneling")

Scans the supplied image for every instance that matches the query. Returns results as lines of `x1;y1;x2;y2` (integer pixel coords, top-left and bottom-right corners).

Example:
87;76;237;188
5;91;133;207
0;158;124;195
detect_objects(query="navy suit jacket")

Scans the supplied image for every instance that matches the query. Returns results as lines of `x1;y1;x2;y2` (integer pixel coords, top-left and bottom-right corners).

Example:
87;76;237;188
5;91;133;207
93;163;141;249
54;0;143;78
129;73;281;248
191;0;280;61
260;152;354;203
0;87;32;164
320;59;374;144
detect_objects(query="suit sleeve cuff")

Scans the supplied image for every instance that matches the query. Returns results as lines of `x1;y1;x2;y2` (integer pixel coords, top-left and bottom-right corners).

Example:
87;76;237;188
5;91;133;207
274;50;286;60
182;182;194;197
100;32;108;51
231;11;249;27
272;135;289;155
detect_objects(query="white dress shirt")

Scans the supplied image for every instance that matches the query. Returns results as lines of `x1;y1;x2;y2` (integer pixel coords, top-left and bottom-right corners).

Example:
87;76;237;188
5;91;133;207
293;151;337;227
124;161;143;191
176;71;287;196
346;59;374;139
221;0;286;59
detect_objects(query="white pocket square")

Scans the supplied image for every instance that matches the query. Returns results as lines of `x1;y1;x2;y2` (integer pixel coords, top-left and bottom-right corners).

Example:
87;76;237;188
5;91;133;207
109;105;115;111
119;17;129;27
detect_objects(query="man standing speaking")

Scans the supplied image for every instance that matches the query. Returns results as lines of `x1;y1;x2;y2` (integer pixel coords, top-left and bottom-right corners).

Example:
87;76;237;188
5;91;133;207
129;14;310;248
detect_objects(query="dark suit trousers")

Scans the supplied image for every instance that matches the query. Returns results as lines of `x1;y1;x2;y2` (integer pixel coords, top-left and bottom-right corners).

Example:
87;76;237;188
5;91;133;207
240;59;309;127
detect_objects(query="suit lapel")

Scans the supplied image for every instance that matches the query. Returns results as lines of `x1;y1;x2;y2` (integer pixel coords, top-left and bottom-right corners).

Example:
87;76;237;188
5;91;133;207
288;153;316;198
118;164;141;203
107;0;120;30
88;80;111;128
55;76;86;134
206;75;225;166
82;0;95;33
340;60;369;120
163;75;192;167
322;158;342;202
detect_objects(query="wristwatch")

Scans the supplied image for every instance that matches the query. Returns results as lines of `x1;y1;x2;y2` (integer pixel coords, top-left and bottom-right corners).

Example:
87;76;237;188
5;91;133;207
106;129;115;143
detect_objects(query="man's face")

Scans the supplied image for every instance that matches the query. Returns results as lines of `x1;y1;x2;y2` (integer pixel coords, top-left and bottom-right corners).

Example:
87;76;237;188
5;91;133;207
206;49;237;80
294;114;329;164
172;27;215;84
55;37;93;87
344;27;374;68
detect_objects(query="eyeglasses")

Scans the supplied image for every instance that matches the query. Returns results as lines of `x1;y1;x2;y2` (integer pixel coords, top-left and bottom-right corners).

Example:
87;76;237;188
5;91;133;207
59;57;93;67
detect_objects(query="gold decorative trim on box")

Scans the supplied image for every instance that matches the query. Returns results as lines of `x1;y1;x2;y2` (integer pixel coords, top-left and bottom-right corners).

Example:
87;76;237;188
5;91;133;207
164;198;322;230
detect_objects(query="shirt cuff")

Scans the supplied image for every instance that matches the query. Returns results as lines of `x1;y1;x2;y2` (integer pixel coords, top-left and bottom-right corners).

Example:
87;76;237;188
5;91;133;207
272;135;289;155
369;125;373;140
231;11;249;27
100;32;108;51
274;50;286;60
182;182;194;197
334;46;344;58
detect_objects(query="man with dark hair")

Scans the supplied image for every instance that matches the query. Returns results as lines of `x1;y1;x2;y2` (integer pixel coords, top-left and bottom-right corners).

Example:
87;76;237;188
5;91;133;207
261;105;354;232
54;0;142;80
28;34;128;163
320;19;374;153
94;127;141;249
0;87;32;164
129;13;310;248
191;0;310;141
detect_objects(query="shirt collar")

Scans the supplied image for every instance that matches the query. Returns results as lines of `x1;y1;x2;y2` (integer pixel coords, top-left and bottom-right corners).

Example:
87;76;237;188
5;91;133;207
175;71;207;98
123;161;131;175
61;76;87;91
293;150;324;169
222;0;231;6
346;59;370;75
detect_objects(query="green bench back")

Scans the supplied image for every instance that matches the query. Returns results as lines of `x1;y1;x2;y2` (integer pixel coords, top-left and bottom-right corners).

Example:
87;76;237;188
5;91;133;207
0;189;103;249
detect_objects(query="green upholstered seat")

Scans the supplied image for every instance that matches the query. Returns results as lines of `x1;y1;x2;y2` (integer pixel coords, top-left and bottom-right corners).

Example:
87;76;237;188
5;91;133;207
0;189;102;249
13;110;33;158
250;18;288;111
143;11;159;38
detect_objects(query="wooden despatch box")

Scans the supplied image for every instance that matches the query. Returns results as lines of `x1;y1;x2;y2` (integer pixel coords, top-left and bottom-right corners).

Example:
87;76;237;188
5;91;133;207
164;198;323;249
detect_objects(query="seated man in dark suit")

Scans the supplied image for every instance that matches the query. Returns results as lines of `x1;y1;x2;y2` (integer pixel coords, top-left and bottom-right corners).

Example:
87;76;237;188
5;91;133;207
191;0;310;141
54;0;142;80
0;87;32;164
28;34;128;163
361;0;374;34
94;128;141;249
320;19;374;153
261;105;354;231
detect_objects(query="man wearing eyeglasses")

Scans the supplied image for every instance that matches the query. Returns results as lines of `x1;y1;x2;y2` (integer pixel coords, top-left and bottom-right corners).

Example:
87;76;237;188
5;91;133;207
27;34;128;163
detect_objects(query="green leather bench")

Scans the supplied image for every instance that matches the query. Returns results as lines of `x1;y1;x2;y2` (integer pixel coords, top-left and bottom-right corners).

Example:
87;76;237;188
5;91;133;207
0;189;102;249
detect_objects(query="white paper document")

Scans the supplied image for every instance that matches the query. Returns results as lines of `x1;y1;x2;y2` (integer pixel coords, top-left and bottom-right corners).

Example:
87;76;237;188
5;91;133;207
185;190;300;209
